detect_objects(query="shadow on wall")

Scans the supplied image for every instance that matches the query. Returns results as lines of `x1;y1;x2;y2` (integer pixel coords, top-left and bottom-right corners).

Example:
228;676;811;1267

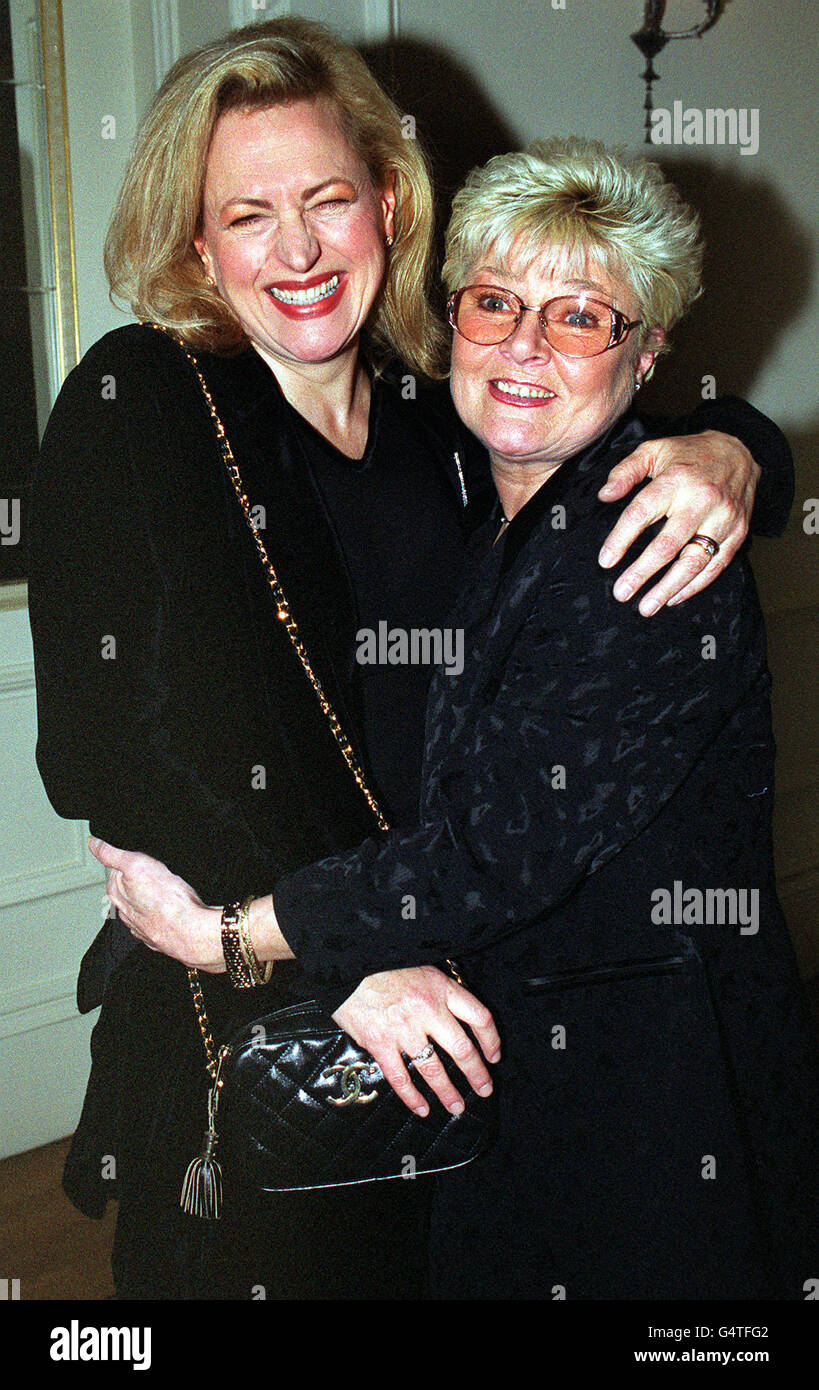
753;423;819;609
637;159;814;418
361;37;518;300
361;37;519;199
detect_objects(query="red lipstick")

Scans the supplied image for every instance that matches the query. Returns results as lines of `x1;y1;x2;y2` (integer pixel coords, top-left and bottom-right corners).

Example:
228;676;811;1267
488;379;556;408
265;272;346;319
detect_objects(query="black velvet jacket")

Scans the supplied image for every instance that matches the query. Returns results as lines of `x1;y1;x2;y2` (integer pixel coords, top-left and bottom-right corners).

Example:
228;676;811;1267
29;325;479;1014
28;323;479;1259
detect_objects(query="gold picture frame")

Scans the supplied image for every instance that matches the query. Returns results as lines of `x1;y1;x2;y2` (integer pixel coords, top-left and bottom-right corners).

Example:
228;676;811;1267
1;0;78;608
38;0;79;384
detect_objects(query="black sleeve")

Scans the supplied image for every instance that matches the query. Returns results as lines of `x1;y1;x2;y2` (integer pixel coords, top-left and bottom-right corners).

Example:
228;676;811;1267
273;530;762;988
28;344;285;907
657;394;794;536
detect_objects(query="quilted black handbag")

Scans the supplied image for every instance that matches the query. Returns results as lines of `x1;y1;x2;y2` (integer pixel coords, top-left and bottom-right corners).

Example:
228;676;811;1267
157;328;497;1219
215;999;496;1194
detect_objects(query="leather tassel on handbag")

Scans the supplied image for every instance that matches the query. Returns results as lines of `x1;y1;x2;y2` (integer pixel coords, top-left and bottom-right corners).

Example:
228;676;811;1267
180;1045;229;1219
145;327;497;1215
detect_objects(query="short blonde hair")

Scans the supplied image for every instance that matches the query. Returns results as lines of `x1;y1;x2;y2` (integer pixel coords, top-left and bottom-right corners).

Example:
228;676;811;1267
105;17;445;376
443;137;703;350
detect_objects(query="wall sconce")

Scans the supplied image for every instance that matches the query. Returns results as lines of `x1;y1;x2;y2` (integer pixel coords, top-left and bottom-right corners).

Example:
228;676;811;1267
632;1;729;142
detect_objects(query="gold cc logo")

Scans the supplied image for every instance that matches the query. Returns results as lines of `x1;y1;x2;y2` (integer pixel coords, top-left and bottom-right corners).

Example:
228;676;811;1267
323;1061;380;1106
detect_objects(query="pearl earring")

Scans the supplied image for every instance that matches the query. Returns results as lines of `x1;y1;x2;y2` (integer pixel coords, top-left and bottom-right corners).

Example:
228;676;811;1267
385;234;394;248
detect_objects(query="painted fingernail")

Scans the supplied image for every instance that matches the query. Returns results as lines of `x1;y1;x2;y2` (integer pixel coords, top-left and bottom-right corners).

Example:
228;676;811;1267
478;1083;493;1097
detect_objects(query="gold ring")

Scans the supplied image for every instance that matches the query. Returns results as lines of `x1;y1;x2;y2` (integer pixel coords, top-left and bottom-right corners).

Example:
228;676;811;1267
686;533;720;559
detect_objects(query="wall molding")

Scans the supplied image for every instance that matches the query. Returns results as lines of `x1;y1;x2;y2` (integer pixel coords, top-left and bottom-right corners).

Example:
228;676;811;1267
150;0;180;85
0;967;80;1039
0;657;35;696
363;0;399;41
0;583;28;615
0;656;101;905
0;821;101;907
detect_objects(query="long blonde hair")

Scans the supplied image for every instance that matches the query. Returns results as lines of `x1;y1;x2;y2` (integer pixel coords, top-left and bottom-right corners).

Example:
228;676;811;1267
105;17;445;377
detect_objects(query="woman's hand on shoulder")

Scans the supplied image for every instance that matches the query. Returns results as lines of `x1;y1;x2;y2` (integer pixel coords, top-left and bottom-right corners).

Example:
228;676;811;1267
89;837;225;972
597;430;759;615
332;966;501;1117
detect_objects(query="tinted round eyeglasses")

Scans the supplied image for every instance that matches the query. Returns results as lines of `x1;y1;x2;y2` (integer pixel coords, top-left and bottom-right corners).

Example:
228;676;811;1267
447;284;643;358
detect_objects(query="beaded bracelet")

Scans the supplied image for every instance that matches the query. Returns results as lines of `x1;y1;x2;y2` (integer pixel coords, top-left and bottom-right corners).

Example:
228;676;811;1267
237;895;273;986
221;902;255;988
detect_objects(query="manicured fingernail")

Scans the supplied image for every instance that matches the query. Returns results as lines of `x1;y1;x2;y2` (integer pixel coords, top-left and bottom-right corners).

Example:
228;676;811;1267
489;1051;501;1063
449;1101;465;1116
598;545;614;566
612;578;633;601
414;1104;429;1117
478;1083;493;1097
639;597;659;617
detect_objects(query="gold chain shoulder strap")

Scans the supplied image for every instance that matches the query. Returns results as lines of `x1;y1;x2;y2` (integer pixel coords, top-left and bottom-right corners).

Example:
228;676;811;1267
146;322;389;1077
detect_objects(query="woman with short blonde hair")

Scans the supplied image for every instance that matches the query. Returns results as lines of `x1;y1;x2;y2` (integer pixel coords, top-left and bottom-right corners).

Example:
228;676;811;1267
443;136;703;353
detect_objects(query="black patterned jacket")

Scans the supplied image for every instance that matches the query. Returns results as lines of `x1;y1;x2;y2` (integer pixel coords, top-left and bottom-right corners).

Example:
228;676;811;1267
276;410;819;1299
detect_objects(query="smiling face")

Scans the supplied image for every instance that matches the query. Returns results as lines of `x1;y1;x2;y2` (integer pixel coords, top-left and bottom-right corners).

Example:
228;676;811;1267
194;98;395;372
450;244;661;487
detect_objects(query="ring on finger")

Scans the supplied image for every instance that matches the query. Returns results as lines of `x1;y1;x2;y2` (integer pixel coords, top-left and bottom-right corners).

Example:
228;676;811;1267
409;1042;436;1066
682;533;720;560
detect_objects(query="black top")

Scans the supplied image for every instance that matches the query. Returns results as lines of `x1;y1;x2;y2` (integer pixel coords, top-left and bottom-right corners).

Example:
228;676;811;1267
279;376;472;825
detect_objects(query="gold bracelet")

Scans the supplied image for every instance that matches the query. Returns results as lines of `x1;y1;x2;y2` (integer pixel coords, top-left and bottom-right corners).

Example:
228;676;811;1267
237;895;273;986
221;901;255;988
